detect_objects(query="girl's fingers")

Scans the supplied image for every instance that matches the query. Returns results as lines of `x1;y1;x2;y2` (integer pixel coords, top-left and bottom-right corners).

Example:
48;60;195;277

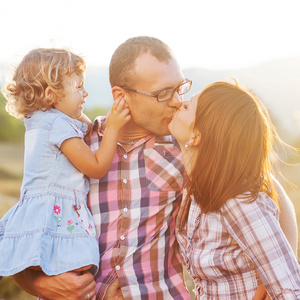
115;98;126;111
121;108;130;115
111;96;123;108
111;97;125;112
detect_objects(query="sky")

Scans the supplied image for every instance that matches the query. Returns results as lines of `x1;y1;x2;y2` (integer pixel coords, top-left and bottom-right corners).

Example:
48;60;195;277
1;0;300;71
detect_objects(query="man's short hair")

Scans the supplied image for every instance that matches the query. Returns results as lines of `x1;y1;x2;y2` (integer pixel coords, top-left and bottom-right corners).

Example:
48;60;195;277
109;36;173;88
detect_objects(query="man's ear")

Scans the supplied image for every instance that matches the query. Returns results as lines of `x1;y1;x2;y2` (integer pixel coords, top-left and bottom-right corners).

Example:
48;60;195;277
111;86;126;101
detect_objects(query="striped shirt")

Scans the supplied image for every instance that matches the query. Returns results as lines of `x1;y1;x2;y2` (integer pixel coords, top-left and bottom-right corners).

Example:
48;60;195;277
86;117;190;299
176;192;300;299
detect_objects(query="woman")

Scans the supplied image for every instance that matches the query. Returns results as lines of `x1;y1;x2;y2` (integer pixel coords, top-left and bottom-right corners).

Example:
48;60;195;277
169;80;300;299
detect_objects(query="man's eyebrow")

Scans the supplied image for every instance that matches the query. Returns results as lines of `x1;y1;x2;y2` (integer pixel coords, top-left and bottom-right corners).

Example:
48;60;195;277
151;79;186;93
151;86;173;93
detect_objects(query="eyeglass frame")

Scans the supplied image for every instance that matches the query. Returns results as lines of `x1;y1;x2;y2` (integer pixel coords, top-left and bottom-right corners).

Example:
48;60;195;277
120;79;192;102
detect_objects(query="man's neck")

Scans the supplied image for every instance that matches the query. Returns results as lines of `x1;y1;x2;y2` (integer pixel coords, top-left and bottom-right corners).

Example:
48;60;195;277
118;120;153;143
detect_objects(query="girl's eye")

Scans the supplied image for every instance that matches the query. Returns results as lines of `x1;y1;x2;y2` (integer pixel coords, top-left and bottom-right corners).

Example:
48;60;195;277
77;83;84;89
183;104;188;109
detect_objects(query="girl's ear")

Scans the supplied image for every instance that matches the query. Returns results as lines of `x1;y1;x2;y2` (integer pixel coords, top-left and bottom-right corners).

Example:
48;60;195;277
45;86;52;98
45;87;57;105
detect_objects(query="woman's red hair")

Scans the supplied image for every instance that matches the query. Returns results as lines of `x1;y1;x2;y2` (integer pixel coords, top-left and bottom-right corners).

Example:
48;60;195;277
179;80;278;227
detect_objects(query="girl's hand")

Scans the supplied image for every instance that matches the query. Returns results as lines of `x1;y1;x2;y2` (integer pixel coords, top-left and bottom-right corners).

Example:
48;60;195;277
106;97;131;131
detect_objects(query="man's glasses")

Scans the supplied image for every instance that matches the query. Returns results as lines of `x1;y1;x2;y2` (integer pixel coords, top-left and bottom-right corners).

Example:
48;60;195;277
120;79;192;102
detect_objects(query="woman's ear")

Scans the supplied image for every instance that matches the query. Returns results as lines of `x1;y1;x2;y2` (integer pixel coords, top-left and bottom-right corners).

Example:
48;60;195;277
190;131;201;146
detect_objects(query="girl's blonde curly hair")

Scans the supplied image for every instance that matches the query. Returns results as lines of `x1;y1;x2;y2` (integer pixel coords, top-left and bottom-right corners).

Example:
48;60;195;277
3;48;86;119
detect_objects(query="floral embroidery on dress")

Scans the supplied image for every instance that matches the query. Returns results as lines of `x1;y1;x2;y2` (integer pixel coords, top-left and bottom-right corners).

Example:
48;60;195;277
54;205;61;214
54;205;62;231
67;220;74;234
73;204;81;217
53;204;94;235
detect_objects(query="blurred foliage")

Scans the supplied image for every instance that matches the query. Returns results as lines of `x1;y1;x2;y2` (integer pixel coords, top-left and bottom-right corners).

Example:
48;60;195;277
0;276;35;300
0;93;25;142
85;106;109;123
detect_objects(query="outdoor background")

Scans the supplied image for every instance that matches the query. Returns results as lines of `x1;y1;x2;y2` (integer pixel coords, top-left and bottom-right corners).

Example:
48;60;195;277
1;0;300;299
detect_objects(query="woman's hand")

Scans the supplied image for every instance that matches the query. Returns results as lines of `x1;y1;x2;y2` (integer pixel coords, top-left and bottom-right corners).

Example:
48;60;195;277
252;284;271;300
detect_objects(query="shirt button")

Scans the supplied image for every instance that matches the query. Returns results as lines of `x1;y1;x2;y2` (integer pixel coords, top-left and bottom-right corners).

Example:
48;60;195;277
123;207;128;212
123;154;128;159
116;265;120;270
123;179;127;184
120;235;125;240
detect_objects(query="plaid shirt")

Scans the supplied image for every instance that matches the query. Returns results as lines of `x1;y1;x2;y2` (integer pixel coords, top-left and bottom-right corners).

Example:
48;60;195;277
176;192;300;299
86;117;190;300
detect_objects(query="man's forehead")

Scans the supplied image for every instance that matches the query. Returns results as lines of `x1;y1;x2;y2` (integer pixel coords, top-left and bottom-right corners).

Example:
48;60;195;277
134;53;177;71
134;54;184;89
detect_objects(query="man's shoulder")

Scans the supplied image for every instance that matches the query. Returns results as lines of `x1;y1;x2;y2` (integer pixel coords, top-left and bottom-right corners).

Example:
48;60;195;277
91;116;106;136
85;116;106;146
92;116;106;130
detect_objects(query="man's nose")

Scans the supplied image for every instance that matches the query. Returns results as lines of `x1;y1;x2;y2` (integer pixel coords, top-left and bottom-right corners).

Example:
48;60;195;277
168;91;182;109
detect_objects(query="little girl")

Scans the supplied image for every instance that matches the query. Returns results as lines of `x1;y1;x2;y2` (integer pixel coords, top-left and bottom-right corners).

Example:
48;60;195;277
169;80;300;299
0;49;130;279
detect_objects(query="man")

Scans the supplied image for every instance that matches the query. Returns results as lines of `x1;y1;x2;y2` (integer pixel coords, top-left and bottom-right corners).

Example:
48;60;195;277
86;36;191;299
12;36;298;299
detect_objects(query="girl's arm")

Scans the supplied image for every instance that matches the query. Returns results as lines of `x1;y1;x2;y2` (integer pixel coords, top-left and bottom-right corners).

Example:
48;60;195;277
61;98;130;179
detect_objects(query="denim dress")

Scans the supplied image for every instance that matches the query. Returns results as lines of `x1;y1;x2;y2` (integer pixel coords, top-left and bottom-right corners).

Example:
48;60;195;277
0;109;99;276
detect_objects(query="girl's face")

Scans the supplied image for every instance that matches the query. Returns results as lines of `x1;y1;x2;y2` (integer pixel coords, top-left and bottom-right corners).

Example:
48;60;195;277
54;72;88;119
168;92;199;147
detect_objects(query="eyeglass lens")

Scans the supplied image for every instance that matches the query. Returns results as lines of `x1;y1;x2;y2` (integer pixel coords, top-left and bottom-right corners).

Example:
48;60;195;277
157;81;191;102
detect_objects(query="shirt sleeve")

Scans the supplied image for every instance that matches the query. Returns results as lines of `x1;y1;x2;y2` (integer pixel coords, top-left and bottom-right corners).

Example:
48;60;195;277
49;115;88;148
221;193;300;299
84;116;106;152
